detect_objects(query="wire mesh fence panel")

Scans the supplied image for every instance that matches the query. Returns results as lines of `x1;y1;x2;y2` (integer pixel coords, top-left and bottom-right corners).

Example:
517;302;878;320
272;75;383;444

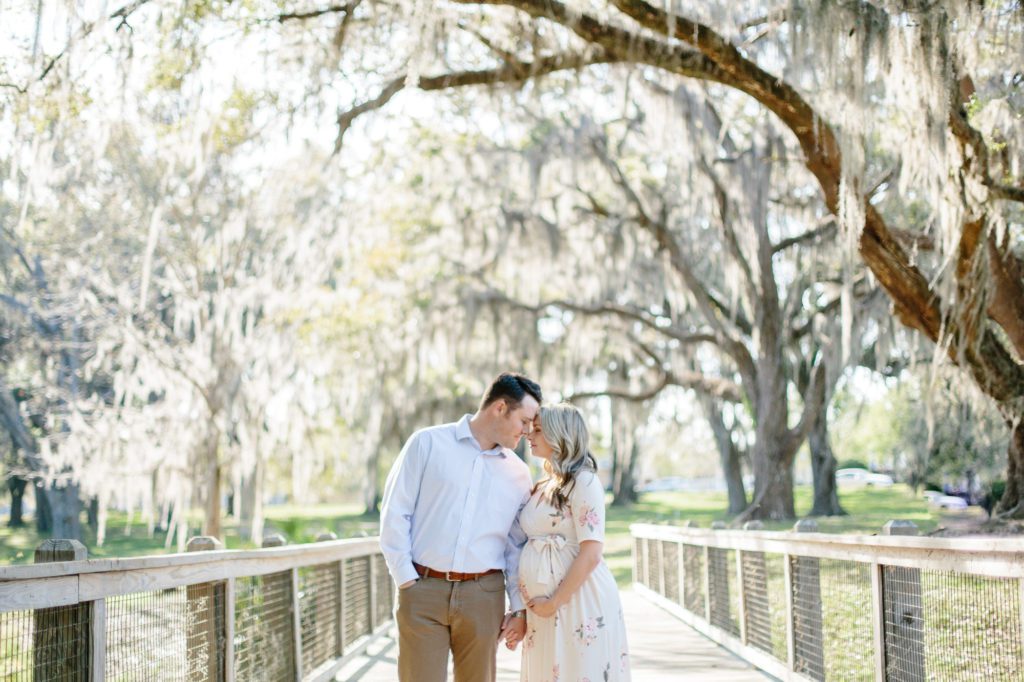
633;537;647;589
740;550;772;655
188;581;227;682
662;541;680;604
106;586;223;681
791;555;825;681
682;544;705;617
765;553;788;663
647;539;663;596
299;563;340;674
373;554;394;626
707;547;739;637
0;610;34;681
917;570;1024;681
234;573;296;682
883;565;925;682
2;606;92;681
343;556;372;648
819;560;872;681
727;550;741;635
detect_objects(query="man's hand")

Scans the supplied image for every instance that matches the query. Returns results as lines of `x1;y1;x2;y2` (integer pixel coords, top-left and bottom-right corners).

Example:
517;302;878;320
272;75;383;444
399;579;418;590
498;611;526;650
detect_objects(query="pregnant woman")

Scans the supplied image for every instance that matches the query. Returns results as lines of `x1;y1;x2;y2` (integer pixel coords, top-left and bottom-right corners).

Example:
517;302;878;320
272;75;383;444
517;403;631;681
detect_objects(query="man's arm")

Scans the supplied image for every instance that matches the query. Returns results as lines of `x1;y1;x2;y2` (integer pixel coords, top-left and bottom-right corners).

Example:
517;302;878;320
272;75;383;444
502;490;530;612
379;431;426;587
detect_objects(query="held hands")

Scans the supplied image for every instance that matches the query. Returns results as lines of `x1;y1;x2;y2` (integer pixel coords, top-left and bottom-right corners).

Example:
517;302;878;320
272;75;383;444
498;611;527;651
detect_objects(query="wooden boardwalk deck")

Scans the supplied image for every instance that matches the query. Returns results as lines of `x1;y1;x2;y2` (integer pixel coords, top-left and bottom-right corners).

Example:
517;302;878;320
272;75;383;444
334;589;773;681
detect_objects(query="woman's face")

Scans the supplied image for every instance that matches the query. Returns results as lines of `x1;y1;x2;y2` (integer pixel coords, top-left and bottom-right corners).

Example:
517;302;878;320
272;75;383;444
527;415;554;460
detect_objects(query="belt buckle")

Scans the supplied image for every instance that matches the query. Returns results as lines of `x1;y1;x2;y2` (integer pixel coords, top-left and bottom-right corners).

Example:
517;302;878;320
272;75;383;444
445;570;457;582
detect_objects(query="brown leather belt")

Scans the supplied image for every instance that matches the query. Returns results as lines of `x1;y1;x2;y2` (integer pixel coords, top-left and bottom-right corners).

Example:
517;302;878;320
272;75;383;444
414;562;502;582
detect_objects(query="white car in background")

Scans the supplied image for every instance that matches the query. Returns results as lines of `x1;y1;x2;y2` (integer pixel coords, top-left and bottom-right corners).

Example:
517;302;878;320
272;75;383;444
922;490;969;509
934;495;969;509
835;468;895;488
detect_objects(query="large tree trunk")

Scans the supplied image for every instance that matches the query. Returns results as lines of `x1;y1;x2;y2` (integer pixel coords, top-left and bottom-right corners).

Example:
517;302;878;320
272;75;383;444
362;407;388;516
807;411;846;517
46;482;82;540
363;447;382;515
0;378;52;533
34;482;52;534
702;398;747;514
7;476;27;527
86;496;99;529
610;433;639;506
748;441;796;520
238;458;264;541
202;432;222;539
995;419;1024;519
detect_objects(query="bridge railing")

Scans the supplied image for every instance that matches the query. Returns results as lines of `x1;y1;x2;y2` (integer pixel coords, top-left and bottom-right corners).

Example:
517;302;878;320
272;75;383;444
0;534;393;681
631;520;1024;682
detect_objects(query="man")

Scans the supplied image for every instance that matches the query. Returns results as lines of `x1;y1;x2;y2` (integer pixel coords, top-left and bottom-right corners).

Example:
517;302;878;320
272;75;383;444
380;372;541;682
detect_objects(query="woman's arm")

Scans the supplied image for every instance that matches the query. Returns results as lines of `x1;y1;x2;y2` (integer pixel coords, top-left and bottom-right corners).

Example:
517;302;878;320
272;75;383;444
527;540;603;617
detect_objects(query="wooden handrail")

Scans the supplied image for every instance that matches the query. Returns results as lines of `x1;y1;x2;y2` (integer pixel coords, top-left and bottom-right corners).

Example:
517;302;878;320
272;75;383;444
632;520;1024;682
630;523;1024;577
0;536;394;682
0;537;380;581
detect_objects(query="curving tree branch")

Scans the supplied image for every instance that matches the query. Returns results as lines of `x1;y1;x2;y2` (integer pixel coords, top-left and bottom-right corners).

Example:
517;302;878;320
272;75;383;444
333;49;620;153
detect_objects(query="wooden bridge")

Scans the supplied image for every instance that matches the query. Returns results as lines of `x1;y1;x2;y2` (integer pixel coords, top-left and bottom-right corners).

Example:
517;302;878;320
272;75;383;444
1;521;1022;681
336;588;768;681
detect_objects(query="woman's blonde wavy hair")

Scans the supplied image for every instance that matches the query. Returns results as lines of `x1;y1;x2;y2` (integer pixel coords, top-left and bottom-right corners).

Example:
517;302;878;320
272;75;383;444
533;403;597;511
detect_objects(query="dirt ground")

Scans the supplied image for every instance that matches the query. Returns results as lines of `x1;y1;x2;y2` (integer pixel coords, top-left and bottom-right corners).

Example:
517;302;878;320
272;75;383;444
927;507;1024;537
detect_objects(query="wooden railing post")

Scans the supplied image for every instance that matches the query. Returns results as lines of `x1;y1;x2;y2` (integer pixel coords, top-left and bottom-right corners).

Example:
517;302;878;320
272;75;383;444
783;544;796;672
641;537;651;590
186;536;226;682
631;534;639;586
368;550;379;631
703;544;712;623
676;541;685;607
338;557;348;655
34;539;90;682
871;559;886;681
656;539;666;596
881;520;925;682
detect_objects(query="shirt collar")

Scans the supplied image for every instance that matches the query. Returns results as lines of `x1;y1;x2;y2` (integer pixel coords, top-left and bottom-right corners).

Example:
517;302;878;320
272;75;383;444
455;414;506;457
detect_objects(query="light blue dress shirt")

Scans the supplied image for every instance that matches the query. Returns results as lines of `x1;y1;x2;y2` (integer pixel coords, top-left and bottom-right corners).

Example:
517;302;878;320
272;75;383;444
379;414;532;611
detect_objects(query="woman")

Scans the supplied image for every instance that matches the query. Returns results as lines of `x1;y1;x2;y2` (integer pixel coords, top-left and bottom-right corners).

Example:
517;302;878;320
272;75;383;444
514;403;630;681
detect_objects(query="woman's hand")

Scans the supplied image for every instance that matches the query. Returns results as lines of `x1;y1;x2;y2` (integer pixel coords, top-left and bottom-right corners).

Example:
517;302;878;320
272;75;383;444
527;595;562;618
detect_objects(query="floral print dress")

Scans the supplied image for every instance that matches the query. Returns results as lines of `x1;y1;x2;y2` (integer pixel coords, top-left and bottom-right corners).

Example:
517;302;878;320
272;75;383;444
518;471;631;681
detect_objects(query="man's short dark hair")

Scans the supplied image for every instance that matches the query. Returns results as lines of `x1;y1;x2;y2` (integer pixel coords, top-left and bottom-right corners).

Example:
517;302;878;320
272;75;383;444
480;372;542;411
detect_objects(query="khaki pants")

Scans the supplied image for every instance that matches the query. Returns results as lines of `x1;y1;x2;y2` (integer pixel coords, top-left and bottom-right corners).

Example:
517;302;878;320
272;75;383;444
395;572;506;682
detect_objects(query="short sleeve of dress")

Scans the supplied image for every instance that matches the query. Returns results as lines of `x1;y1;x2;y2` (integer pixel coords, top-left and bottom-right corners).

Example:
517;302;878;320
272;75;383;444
568;471;606;543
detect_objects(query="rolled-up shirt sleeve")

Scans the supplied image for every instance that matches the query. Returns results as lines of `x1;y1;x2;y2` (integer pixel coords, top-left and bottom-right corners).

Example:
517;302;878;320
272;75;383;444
502;490;530;611
380;431;426;586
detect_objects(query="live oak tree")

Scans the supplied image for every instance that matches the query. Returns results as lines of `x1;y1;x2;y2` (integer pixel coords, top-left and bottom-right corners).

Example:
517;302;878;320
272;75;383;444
443;76;888;518
4;0;1023;527
319;0;1024;517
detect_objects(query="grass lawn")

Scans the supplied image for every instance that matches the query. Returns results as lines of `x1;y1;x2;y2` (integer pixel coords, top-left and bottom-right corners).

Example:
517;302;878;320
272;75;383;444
1;484;958;580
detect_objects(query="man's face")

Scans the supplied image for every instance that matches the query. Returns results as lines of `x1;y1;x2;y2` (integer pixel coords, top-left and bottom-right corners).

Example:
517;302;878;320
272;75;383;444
496;395;540;450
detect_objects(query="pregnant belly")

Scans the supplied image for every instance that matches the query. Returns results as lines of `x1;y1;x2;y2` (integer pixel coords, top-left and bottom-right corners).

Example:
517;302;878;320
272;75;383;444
518;536;574;602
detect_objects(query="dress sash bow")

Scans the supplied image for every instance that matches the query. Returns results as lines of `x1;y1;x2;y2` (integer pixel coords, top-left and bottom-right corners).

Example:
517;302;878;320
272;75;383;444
528;534;568;585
